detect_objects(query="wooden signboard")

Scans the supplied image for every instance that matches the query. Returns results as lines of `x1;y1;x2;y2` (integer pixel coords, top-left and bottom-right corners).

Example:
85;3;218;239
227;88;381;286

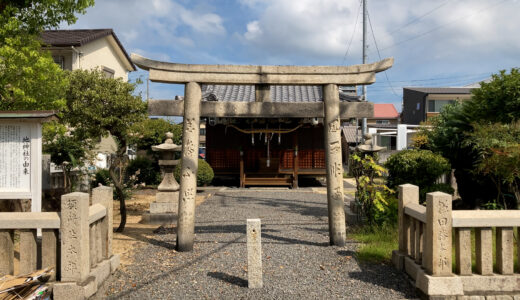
0;111;55;213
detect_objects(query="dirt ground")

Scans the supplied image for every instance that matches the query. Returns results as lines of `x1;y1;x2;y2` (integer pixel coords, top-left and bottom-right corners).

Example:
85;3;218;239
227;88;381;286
111;189;212;267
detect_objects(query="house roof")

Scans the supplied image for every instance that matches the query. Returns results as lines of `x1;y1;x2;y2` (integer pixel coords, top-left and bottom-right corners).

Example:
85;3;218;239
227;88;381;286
341;125;361;144
201;84;362;102
41;29;136;71
373;103;399;119
403;87;473;94
0;110;57;121
464;77;492;88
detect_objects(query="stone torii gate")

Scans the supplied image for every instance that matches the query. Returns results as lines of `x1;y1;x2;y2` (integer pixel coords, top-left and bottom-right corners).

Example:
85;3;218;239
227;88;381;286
132;54;393;252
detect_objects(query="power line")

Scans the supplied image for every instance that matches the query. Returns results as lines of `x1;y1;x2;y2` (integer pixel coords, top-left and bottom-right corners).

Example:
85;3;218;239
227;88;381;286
388;0;451;35
341;0;363;65
387;72;492;83
365;72;493;87
367;9;399;97
367;74;491;92
379;0;511;52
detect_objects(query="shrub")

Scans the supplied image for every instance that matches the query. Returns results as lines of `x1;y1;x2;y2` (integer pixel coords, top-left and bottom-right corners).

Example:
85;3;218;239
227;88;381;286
91;168;111;188
385;149;451;187
385;150;452;202
174;159;214;186
419;183;455;202
350;153;395;226
126;156;161;185
372;193;398;226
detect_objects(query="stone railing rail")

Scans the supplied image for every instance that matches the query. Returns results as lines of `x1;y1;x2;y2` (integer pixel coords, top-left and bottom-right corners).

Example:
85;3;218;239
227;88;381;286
0;186;119;300
393;183;520;299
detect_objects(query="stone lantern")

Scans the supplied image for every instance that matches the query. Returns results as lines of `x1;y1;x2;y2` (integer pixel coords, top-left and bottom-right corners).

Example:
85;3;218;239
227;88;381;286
356;133;385;154
152;132;182;192
142;132;181;224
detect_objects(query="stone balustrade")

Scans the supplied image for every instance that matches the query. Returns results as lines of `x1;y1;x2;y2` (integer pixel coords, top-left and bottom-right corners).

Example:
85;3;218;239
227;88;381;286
0;186;119;300
393;183;520;299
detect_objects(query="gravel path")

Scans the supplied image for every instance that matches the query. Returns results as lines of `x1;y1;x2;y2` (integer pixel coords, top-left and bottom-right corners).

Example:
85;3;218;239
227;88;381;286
96;189;416;299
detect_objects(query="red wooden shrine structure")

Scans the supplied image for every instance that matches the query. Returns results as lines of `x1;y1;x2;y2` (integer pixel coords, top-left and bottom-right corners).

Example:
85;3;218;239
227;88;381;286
206;122;326;187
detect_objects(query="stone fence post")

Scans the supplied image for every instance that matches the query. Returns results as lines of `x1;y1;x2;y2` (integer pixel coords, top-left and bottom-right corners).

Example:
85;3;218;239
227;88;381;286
392;184;419;271
60;192;90;282
424;192;452;276
92;186;113;258
398;184;419;254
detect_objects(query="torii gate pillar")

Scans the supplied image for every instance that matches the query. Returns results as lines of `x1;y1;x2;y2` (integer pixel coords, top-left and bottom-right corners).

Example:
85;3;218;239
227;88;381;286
177;82;201;252
323;84;347;246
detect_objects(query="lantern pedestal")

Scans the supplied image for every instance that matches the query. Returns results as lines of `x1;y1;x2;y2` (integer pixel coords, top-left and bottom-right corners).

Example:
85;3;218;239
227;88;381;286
141;132;181;224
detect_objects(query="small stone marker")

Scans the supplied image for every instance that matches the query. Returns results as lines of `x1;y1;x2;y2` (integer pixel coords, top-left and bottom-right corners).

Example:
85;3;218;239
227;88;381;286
247;218;262;288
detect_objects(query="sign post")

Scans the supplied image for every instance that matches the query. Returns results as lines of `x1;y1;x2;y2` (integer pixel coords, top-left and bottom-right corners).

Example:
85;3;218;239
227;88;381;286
0;111;56;213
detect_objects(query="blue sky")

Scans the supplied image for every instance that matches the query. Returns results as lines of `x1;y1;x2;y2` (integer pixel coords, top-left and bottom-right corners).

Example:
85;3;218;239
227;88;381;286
63;0;520;111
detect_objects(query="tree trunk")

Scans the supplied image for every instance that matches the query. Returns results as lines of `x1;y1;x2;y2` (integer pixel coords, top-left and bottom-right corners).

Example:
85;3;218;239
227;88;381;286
115;184;126;233
110;142;128;233
512;183;520;209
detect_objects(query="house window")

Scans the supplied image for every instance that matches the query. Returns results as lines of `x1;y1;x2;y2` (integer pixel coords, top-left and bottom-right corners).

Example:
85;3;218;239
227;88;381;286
376;120;390;125
52;56;65;70
428;100;455;113
200;128;206;136
102;66;115;78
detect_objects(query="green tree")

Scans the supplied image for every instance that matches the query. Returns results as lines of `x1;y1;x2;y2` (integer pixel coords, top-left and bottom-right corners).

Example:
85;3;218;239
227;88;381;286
129;118;182;152
0;1;94;33
42;120;93;192
64;69;147;232
469;69;520;123
468;122;520;208
0;17;68;110
421;68;520;207
0;0;93;110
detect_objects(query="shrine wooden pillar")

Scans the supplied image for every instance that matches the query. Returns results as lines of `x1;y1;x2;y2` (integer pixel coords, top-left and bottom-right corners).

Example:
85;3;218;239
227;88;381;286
323;84;346;246
292;133;299;189
177;82;201;252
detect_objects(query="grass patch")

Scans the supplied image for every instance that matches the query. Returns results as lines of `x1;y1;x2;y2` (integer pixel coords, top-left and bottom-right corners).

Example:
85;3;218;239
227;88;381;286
351;225;398;264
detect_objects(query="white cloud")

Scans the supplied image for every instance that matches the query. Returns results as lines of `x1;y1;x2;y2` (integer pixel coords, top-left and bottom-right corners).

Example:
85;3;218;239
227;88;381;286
244;20;262;40
64;0;226;60
240;0;520;64
171;2;226;35
61;0;520;106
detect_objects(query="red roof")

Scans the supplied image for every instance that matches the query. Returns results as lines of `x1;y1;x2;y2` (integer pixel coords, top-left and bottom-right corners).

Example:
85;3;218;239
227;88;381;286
373;104;399;119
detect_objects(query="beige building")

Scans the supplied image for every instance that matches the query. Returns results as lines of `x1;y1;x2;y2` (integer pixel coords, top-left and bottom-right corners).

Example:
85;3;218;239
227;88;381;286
42;29;136;162
42;29;135;80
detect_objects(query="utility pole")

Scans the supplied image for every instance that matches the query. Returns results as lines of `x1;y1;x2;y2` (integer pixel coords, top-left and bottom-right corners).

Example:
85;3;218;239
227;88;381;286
146;77;150;100
361;0;368;139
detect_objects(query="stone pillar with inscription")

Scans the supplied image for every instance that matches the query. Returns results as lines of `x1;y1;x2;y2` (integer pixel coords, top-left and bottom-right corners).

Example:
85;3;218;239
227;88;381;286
323;84;347;246
177;82;201;252
424;191;452;276
60;192;90;282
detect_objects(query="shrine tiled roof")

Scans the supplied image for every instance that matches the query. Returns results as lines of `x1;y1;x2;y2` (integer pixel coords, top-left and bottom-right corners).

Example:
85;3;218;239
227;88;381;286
201;85;362;102
341;125;361;143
